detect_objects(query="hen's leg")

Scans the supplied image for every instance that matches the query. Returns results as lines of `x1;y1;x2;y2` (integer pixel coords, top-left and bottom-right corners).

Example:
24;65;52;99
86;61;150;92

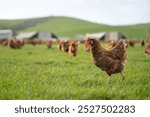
120;72;125;80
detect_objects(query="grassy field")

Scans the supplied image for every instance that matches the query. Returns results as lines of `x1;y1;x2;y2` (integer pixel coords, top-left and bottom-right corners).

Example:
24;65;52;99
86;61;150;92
0;20;23;29
1;16;150;39
0;43;150;100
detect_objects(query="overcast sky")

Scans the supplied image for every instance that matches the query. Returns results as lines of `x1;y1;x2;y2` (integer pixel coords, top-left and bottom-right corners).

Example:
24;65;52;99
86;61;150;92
0;0;150;25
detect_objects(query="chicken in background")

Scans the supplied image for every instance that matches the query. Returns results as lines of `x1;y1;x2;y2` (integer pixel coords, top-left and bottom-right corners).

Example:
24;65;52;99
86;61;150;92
129;40;135;47
0;39;7;45
141;40;145;47
16;40;25;49
58;40;70;52
8;39;16;49
46;40;52;49
57;40;63;51
145;41;150;55
62;40;70;52
86;38;127;81
8;39;24;49
2;40;9;46
69;40;79;57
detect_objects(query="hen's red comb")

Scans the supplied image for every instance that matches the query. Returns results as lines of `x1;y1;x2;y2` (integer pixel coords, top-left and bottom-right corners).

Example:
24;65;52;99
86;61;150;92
86;37;90;42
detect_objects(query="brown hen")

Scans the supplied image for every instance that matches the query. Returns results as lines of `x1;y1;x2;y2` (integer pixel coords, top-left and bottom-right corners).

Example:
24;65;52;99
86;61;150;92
141;40;145;47
145;41;150;55
68;40;78;57
86;38;127;81
46;40;52;49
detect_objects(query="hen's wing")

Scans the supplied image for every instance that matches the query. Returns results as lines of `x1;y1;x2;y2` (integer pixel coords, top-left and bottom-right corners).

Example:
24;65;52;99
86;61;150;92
105;40;126;60
106;41;118;50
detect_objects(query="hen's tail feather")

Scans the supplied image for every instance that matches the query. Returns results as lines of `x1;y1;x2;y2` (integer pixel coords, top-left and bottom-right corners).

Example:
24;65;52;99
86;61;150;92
117;40;127;61
105;39;127;61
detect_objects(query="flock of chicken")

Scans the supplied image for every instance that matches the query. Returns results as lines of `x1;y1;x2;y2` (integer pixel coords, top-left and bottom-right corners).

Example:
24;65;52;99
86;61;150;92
0;38;79;57
1;39;25;49
0;38;150;81
57;40;79;57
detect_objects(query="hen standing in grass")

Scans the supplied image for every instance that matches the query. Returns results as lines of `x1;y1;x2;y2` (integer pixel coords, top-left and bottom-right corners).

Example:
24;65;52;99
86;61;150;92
141;40;145;47
145;41;150;55
86;38;127;81
46;40;52;49
69;40;78;57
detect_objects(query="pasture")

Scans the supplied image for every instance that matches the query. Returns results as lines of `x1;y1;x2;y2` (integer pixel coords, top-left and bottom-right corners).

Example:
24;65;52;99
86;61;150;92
0;43;150;100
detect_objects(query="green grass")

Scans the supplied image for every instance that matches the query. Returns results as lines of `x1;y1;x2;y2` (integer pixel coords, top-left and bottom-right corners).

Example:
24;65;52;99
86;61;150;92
0;43;150;100
1;16;150;39
0;20;23;29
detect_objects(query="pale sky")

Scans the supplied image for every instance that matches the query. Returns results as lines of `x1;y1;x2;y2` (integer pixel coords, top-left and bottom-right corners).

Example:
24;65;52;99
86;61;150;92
0;0;150;25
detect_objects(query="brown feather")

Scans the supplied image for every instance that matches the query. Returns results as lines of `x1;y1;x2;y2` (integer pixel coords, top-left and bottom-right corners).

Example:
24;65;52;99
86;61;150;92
88;39;127;77
145;41;150;55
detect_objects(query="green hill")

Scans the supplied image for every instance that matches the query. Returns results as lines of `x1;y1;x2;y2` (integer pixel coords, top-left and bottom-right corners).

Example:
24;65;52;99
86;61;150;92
0;17;49;33
0;20;22;29
1;16;150;39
